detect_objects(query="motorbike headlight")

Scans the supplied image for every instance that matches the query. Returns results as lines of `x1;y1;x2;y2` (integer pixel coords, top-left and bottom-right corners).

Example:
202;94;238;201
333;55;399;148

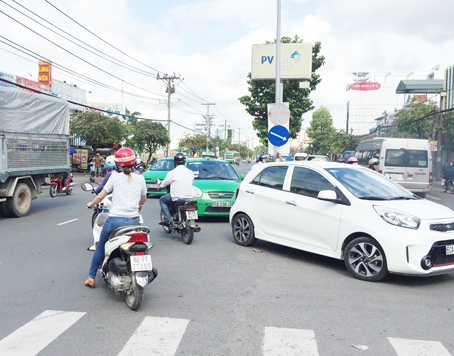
373;206;420;229
193;186;202;198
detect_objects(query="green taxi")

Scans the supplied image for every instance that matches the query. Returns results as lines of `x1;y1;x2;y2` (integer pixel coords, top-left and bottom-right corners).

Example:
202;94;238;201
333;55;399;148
143;156;242;217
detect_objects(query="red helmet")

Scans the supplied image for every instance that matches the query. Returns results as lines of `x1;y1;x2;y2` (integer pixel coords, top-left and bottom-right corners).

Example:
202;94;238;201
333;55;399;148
115;147;136;167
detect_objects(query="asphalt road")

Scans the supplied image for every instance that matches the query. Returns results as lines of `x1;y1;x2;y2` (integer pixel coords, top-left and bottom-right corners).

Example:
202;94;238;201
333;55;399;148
1;164;454;356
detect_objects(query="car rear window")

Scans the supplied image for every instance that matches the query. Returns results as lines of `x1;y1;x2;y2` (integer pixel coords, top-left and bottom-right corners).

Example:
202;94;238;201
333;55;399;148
385;149;428;168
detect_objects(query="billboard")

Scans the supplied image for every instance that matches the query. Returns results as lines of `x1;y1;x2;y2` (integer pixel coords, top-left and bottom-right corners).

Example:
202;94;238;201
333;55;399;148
38;60;52;87
251;43;312;80
16;75;51;94
0;70;16;87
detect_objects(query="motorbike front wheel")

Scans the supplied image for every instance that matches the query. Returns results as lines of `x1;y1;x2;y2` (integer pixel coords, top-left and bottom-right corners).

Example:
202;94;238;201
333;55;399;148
125;283;144;311
181;225;194;245
49;184;58;197
66;186;73;195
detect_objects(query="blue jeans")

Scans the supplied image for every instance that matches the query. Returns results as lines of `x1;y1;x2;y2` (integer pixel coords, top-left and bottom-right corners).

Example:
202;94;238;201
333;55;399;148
159;193;173;221
88;216;140;279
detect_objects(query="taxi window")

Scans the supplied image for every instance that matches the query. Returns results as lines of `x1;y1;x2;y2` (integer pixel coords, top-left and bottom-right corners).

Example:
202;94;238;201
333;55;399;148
290;166;334;198
251;166;287;190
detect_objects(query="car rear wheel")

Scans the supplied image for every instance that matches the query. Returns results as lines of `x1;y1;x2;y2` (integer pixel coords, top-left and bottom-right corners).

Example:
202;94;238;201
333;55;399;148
344;237;388;282
232;213;257;246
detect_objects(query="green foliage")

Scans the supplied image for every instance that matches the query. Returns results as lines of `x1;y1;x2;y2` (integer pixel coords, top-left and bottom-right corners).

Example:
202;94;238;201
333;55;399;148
126;120;170;163
238;35;325;146
330;131;365;155
254;144;267;155
442;111;454;152
306;106;336;155
394;99;438;139
70;111;126;149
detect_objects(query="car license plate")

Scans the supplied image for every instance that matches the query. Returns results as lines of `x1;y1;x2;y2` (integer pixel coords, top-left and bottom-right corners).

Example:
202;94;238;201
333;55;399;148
147;184;159;189
186;210;198;219
385;173;404;181
212;201;232;207
130;255;152;271
446;245;454;255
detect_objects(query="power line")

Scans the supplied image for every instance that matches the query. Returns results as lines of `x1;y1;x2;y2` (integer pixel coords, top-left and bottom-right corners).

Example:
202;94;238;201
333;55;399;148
44;0;161;73
3;0;157;78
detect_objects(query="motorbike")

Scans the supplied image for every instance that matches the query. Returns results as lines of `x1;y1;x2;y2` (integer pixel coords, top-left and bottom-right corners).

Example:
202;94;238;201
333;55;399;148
49;172;74;197
81;182;158;311
442;178;454;193
160;197;201;244
134;161;147;173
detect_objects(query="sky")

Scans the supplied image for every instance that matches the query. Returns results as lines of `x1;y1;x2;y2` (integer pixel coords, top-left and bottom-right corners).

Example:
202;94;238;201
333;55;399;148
1;0;453;149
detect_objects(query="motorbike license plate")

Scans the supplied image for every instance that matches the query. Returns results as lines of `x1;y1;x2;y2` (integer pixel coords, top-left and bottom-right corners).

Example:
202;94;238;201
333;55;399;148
446;245;454;255
186;210;198;220
212;201;232;207
147;184;159;189
130;255;152;272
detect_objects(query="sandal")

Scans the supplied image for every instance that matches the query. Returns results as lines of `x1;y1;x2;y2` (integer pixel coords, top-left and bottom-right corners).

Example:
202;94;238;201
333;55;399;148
84;277;95;288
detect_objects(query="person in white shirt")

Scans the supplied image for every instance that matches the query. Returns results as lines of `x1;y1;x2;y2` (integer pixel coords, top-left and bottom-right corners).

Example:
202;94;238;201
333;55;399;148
158;152;194;226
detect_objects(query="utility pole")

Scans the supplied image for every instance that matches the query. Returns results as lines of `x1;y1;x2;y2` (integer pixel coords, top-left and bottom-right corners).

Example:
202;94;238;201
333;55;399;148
157;73;181;157
202;102;215;151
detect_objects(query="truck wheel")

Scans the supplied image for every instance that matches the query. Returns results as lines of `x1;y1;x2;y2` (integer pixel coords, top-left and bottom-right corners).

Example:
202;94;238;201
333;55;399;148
7;183;32;218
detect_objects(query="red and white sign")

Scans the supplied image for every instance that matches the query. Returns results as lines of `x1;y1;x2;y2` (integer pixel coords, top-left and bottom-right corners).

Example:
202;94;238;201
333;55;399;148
349;82;381;91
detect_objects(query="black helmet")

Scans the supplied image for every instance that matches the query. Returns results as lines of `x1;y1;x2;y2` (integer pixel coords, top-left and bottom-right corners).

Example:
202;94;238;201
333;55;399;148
174;152;186;166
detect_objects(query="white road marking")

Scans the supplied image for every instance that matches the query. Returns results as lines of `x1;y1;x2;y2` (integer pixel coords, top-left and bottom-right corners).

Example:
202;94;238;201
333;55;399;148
0;310;85;356
388;337;452;356
263;327;319;356
425;195;441;201
118;316;190;356
57;219;79;225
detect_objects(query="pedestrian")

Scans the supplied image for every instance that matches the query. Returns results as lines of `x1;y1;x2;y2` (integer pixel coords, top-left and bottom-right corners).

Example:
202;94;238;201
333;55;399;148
93;152;103;178
84;147;147;288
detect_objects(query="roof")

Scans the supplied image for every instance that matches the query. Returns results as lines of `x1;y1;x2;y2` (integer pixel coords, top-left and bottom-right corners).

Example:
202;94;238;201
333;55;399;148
396;79;444;94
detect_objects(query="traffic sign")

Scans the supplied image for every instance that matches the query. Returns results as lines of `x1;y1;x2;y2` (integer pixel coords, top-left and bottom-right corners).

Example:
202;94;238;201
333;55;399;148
268;125;289;147
268;103;290;125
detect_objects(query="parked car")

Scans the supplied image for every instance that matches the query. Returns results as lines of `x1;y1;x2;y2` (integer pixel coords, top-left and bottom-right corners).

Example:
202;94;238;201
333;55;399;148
144;157;242;217
304;155;330;161
230;161;454;281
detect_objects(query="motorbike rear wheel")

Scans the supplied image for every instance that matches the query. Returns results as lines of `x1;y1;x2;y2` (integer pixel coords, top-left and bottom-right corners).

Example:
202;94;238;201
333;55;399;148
125;283;144;311
66;186;73;195
49;184;58;198
181;225;194;245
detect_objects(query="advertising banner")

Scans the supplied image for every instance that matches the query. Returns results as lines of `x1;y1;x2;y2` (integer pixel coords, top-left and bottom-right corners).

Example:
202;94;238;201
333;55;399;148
74;149;88;170
0;70;16;87
16;75;51;94
38;60;52;87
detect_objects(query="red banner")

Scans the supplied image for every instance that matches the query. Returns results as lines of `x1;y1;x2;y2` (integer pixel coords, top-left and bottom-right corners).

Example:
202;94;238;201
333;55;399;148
38;60;52;87
349;82;381;91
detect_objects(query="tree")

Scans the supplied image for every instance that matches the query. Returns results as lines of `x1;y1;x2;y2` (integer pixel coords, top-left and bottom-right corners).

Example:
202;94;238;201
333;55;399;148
126;120;170;163
70;111;126;150
238;35;325;146
394;99;438;139
330;131;365;156
306;106;336;155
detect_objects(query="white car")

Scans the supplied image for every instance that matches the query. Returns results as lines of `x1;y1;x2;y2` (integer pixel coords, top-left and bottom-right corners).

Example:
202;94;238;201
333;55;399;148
230;161;454;281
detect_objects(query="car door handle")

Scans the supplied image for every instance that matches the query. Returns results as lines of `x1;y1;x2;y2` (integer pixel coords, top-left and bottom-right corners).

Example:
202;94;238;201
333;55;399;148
246;189;254;194
286;200;297;206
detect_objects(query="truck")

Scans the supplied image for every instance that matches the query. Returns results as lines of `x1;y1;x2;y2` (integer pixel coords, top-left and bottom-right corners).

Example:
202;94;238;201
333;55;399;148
0;86;70;217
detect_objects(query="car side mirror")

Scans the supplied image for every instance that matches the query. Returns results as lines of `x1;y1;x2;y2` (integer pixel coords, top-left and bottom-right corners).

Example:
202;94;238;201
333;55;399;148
317;190;338;202
240;174;246;180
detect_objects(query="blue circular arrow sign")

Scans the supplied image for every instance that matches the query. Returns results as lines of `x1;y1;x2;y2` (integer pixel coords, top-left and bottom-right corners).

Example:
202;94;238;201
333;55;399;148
268;125;289;147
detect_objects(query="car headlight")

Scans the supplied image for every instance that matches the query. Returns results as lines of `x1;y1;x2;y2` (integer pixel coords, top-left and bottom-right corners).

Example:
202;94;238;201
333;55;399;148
373;206;420;229
193;186;202;198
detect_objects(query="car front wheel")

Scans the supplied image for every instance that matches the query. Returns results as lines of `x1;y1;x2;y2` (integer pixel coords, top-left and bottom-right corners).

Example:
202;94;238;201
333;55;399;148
344;237;388;282
232;213;257;246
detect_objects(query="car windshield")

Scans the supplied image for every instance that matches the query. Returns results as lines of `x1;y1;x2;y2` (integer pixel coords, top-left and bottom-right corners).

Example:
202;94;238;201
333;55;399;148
149;159;174;171
325;167;417;200
188;161;240;180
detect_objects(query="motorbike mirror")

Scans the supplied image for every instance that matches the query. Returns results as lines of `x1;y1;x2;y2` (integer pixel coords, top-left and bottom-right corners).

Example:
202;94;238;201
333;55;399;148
81;183;94;191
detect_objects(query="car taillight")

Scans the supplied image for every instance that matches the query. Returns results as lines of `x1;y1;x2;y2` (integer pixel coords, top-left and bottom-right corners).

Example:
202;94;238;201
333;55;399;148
184;204;198;211
235;184;241;199
429;172;433;184
127;232;148;242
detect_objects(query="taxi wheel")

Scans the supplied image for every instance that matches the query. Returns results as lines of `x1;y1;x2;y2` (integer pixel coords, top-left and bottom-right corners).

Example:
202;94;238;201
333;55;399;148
232;213;257;246
344;236;388;282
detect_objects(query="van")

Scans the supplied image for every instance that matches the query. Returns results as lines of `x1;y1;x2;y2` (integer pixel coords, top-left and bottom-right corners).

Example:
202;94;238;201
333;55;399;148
355;138;432;196
293;152;308;161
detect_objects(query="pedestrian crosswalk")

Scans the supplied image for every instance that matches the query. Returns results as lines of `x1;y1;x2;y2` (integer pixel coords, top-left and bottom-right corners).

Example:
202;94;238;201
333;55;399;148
0;310;451;356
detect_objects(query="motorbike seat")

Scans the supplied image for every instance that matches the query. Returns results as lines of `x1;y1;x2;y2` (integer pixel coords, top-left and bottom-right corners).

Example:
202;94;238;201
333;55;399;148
173;199;189;208
108;226;151;240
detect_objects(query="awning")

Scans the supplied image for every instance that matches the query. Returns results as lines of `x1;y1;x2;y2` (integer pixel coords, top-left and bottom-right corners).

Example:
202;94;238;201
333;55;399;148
396;79;444;94
70;146;77;154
